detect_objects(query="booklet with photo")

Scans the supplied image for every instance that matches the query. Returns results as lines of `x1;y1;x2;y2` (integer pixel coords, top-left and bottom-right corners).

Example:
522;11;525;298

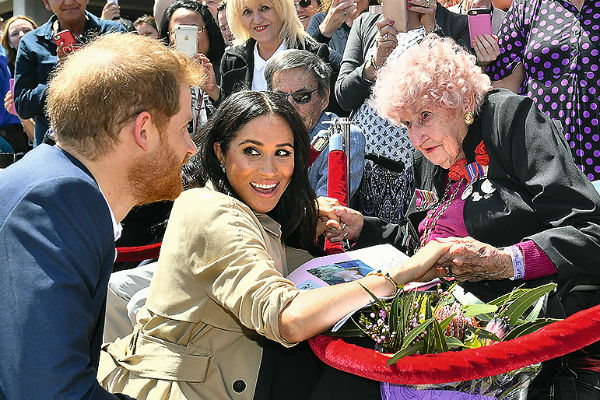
287;244;439;331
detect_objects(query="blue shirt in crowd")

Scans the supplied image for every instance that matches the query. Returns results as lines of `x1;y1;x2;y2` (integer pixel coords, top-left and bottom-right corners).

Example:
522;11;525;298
308;111;365;199
14;11;125;146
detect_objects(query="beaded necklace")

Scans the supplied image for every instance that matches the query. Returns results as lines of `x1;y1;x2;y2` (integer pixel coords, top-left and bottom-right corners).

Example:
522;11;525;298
419;178;465;248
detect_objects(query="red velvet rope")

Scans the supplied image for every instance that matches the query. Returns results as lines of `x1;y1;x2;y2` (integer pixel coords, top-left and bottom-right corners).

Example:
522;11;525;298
325;150;348;254
309;303;600;385
115;242;162;263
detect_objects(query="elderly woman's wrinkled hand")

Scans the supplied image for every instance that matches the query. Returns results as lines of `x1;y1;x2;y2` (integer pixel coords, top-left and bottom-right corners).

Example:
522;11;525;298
406;0;437;32
473;34;500;67
434;237;514;282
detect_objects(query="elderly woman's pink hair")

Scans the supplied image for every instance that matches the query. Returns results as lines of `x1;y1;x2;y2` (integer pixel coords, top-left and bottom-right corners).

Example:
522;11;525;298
371;35;492;124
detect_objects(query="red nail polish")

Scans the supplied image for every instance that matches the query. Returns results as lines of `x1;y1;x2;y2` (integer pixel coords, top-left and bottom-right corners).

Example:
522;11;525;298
390;20;395;25
407;4;411;8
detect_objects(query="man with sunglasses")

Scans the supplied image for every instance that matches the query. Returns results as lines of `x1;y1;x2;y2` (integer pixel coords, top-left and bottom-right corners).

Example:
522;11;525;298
265;49;364;200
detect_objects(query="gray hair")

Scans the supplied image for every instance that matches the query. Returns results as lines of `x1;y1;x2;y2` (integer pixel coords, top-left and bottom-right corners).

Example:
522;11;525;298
265;49;331;97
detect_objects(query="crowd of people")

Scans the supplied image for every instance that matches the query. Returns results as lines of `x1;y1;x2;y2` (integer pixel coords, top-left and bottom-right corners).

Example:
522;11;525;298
0;0;599;399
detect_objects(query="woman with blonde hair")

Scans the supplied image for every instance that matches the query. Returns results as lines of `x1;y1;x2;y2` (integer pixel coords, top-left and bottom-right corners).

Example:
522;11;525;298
216;0;330;101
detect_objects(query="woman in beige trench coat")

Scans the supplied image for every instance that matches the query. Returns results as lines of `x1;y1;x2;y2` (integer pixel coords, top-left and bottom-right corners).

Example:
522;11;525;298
98;91;448;399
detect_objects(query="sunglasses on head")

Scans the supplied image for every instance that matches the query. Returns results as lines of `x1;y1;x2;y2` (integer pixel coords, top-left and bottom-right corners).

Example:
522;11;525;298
275;88;319;104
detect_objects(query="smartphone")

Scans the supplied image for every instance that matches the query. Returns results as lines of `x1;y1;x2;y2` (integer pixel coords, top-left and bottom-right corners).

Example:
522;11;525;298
383;0;420;33
468;8;492;47
174;25;198;58
52;30;76;48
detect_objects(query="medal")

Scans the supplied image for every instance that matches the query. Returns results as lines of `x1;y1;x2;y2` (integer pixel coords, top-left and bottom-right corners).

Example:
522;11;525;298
461;183;473;200
472;192;482;201
481;179;495;195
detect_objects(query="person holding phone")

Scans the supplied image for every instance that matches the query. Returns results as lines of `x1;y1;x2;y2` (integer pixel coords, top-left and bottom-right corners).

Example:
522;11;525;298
13;0;125;147
159;0;226;134
334;1;469;224
488;0;600;183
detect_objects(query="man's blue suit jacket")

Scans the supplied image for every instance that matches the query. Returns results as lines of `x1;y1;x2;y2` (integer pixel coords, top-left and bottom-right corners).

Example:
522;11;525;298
0;145;132;399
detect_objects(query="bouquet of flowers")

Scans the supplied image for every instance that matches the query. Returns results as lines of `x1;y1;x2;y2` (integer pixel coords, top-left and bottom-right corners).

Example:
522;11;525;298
334;282;559;399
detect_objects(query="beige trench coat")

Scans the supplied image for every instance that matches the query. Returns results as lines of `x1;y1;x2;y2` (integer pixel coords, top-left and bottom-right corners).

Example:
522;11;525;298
98;187;300;399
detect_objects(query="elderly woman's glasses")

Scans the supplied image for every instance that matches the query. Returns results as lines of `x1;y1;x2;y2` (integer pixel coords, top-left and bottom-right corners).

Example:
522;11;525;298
168;26;206;37
275;88;319;104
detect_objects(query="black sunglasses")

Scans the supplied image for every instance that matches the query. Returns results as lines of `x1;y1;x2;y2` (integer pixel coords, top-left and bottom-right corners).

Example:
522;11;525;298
275;88;319;104
295;0;315;8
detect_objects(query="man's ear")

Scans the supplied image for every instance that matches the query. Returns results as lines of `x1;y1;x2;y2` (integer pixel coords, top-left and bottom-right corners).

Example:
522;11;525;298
321;87;330;113
133;111;154;151
213;142;225;166
42;0;52;11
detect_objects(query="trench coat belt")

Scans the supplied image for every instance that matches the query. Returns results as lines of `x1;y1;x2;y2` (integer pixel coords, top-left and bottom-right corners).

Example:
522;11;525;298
102;327;213;382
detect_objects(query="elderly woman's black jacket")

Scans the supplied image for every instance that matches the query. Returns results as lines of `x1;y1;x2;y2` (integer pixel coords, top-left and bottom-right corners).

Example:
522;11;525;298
357;89;600;311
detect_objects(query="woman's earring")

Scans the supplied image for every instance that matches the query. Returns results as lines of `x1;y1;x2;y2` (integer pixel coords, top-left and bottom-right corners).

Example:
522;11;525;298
220;163;226;173
464;111;474;125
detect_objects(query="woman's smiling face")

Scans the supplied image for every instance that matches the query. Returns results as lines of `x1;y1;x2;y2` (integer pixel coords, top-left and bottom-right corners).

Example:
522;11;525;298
239;2;283;47
214;114;294;213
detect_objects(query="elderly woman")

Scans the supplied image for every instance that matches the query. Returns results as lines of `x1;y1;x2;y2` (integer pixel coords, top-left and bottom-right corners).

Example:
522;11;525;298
325;35;600;399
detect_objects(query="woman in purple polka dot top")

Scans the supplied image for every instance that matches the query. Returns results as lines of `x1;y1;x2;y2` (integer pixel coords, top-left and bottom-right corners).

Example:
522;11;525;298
488;0;600;181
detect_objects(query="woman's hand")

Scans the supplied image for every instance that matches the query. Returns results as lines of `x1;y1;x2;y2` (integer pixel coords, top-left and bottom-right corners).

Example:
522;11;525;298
321;205;364;242
374;18;399;67
435;237;514;281
473;33;500;67
195;53;220;101
319;0;358;38
407;0;437;32
391;240;451;284
101;1;120;20
4;90;16;116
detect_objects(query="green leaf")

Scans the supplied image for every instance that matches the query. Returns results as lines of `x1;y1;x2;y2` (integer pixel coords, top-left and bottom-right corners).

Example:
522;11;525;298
502;318;559;341
357;282;388;310
488;286;526;306
524;295;546;322
431;318;448;352
499;283;556;325
387;342;422;365
401;318;434;350
445;336;465;349
463;303;498;318
438;314;455;332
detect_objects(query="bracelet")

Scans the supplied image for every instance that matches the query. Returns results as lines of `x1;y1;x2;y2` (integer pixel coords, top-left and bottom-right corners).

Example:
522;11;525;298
367;269;399;291
370;54;382;72
506;245;525;280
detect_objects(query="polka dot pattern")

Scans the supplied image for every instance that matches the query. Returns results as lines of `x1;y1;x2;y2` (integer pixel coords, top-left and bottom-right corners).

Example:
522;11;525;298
488;0;600;180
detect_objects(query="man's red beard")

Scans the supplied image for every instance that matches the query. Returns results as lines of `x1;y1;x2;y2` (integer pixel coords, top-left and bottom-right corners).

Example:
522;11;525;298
128;136;189;205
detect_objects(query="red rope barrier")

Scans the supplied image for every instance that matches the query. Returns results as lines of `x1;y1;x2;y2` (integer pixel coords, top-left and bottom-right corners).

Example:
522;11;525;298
115;242;161;263
309;303;600;385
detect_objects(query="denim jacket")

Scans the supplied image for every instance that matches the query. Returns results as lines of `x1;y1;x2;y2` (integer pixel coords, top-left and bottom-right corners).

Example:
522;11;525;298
14;11;125;146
